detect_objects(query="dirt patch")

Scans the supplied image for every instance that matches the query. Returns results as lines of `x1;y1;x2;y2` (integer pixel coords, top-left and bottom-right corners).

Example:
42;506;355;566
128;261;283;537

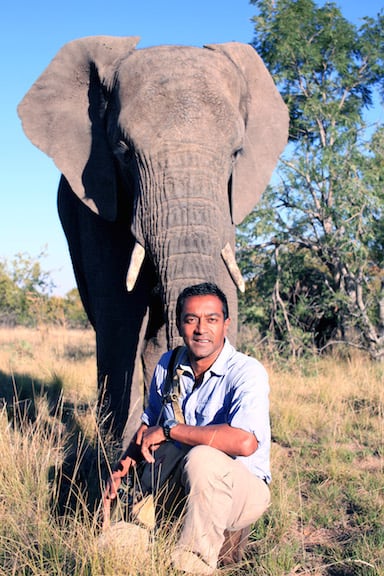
357;454;383;472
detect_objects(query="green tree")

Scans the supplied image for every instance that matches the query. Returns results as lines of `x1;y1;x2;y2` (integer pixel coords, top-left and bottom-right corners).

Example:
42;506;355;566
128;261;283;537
9;250;54;326
10;250;54;295
0;252;89;327
239;0;384;358
0;260;25;325
0;253;50;326
62;288;90;328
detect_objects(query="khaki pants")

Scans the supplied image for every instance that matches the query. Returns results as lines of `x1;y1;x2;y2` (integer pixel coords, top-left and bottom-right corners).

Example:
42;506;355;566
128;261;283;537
174;445;270;570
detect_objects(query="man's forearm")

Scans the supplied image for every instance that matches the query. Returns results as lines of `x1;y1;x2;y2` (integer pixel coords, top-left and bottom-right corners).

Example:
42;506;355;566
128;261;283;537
168;422;258;457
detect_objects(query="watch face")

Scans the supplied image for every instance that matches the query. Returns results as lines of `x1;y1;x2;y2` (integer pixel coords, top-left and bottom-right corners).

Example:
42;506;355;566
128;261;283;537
163;419;178;440
165;419;178;428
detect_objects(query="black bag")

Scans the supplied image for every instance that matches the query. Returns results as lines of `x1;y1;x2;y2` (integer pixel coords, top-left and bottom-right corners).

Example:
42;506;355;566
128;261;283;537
110;346;187;528
137;441;188;495
138;345;187;494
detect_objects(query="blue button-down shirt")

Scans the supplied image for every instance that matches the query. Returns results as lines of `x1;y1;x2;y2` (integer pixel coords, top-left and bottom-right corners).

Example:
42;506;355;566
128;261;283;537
142;339;271;483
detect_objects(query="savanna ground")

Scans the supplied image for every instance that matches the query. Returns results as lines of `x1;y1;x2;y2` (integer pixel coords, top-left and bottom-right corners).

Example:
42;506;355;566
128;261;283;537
0;326;382;575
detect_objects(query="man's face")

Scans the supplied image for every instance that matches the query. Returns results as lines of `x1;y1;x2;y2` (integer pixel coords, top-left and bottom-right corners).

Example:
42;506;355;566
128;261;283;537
177;294;230;363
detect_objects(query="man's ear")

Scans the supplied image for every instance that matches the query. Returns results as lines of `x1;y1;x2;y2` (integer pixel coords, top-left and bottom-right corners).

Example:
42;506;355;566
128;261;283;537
224;317;231;333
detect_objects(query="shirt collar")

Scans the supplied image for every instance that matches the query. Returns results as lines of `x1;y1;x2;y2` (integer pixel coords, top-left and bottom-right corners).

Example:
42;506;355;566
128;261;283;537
178;338;232;377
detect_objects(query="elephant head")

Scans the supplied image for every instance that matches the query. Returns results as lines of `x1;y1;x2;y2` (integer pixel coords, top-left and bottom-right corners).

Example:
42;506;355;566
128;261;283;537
18;36;288;438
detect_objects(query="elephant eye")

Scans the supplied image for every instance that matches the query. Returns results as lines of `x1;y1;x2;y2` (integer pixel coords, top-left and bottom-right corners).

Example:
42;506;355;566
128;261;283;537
233;147;243;160
116;140;134;164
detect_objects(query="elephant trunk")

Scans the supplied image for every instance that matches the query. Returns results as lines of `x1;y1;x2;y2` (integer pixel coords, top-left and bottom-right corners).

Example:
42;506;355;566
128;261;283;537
149;215;238;349
130;147;243;348
126;237;235;348
157;230;224;348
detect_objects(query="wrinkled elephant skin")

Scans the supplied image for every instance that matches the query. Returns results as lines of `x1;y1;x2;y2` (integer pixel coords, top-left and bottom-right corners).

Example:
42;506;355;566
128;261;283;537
18;36;288;441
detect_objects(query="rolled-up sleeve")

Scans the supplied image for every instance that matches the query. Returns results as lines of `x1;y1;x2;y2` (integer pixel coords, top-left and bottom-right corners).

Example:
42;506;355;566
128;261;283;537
228;360;270;446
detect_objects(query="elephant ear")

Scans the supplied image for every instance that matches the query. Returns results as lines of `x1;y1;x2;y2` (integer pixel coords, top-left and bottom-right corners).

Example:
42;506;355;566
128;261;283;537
18;36;140;221
205;42;289;225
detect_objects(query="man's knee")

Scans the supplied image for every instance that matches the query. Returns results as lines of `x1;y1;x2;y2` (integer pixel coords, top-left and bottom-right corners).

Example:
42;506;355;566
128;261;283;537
183;445;230;490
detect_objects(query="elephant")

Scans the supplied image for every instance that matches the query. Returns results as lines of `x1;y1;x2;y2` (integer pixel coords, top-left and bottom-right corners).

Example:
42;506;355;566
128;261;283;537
18;36;288;442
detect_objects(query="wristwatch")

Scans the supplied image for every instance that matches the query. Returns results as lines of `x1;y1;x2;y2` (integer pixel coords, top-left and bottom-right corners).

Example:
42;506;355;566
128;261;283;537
163;418;179;440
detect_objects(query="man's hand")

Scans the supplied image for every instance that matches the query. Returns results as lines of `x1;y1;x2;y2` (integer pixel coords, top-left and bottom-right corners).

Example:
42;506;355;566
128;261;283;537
140;425;167;463
103;423;148;503
103;454;134;503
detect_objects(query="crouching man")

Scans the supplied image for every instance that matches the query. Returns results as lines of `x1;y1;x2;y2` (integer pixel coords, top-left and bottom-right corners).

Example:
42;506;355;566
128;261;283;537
103;282;271;574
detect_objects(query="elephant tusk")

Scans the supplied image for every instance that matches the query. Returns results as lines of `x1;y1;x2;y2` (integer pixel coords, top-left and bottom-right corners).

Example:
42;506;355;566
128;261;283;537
221;243;245;293
126;242;146;292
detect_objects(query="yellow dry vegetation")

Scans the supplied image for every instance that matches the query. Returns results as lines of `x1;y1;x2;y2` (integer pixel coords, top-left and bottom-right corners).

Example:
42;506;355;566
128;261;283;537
0;327;382;575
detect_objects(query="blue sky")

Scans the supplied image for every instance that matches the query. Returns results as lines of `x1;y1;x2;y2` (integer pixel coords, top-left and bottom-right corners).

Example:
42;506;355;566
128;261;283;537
1;0;383;295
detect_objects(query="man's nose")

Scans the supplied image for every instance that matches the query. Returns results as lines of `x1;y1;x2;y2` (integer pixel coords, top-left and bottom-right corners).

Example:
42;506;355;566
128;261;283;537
194;318;207;332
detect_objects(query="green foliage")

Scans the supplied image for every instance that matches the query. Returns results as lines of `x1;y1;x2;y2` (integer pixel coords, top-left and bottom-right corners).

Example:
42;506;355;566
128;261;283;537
0;258;32;325
10;249;54;295
238;241;341;357
0;262;23;321
240;0;384;358
62;289;90;328
0;254;89;328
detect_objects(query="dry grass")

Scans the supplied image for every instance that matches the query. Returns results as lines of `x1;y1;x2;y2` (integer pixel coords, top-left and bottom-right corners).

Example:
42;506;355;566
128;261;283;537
0;327;383;575
0;326;97;403
247;354;384;576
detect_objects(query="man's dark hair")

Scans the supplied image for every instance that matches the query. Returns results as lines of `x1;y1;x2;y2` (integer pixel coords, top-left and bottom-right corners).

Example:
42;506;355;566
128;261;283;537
176;282;229;322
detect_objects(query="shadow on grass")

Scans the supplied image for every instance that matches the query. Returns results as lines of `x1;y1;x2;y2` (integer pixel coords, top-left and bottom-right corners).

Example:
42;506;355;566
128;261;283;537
0;368;104;520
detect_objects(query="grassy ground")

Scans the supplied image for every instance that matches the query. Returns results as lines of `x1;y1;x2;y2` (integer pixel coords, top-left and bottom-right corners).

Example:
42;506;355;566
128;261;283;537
0;327;382;575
